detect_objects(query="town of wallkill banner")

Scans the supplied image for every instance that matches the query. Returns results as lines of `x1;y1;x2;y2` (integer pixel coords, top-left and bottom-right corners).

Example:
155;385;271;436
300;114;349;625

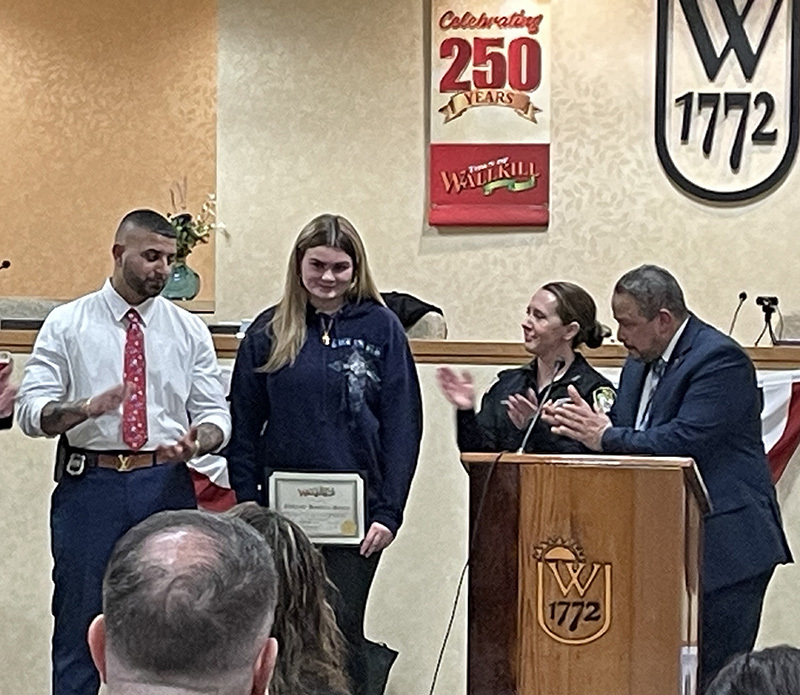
429;1;551;226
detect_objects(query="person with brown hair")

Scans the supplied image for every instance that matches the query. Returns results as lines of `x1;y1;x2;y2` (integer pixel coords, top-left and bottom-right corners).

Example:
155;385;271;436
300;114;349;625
437;281;614;453
229;503;351;695
226;213;422;695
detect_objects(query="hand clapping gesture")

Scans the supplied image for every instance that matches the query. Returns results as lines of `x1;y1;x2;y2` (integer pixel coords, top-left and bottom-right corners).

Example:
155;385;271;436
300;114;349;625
506;388;539;430
436;367;476;410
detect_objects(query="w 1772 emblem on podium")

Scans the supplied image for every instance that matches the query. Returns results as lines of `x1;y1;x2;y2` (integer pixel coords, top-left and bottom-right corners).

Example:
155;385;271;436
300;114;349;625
534;538;612;645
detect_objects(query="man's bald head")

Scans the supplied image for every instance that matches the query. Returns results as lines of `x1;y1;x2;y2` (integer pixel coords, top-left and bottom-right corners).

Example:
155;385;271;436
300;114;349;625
96;510;278;688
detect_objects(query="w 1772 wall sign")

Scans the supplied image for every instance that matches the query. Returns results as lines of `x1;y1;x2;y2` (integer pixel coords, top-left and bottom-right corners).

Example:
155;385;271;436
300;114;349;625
655;0;799;202
429;2;551;226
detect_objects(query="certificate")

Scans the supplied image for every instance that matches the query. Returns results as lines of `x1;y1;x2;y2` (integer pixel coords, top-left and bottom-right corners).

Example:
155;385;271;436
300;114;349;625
267;471;366;545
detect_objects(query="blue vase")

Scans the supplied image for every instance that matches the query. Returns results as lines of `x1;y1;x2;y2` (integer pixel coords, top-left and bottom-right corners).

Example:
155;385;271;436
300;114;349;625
162;261;200;300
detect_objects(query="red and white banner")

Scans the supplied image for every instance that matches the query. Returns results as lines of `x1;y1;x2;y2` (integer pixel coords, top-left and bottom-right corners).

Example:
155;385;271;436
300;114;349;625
429;2;551;226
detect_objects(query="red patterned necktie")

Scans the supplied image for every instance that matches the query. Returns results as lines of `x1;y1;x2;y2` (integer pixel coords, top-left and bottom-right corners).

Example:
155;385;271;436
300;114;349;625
122;308;148;451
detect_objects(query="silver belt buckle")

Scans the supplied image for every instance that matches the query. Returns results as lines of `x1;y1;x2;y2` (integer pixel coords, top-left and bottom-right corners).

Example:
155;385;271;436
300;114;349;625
66;453;86;477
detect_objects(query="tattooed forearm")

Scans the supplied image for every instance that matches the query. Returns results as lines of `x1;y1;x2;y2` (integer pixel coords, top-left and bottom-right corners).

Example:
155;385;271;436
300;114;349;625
40;399;91;436
195;423;224;457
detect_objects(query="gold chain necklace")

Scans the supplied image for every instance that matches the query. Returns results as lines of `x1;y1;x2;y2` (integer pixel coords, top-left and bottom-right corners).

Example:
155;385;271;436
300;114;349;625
320;315;334;346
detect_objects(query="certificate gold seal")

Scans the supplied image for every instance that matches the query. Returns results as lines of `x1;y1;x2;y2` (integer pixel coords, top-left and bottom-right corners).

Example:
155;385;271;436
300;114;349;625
340;519;357;536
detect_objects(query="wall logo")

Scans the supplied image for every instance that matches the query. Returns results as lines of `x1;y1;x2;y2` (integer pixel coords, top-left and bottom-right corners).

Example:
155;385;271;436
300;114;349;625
439;156;541;195
655;0;799;202
535;538;612;646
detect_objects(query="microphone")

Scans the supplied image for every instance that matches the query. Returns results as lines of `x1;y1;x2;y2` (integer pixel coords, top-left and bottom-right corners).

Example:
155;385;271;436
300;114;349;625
728;291;747;336
0;260;9;271
517;357;566;454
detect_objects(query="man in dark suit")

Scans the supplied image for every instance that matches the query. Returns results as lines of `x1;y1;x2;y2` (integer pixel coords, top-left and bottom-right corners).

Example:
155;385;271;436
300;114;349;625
546;264;791;691
0;354;15;429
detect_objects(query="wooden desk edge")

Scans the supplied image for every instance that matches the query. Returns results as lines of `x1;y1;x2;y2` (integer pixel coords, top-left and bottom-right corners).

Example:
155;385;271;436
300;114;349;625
2;332;800;369
461;452;711;513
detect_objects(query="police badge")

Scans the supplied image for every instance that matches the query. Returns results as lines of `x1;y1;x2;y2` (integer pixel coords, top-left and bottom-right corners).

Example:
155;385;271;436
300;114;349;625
592;386;616;415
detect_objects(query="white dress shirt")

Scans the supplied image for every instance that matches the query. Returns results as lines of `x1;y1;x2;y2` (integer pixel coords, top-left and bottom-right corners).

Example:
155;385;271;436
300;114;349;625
17;280;231;451
634;317;689;430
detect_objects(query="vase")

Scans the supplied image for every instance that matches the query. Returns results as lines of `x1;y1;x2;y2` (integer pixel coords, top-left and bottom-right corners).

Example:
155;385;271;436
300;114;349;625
162;261;200;301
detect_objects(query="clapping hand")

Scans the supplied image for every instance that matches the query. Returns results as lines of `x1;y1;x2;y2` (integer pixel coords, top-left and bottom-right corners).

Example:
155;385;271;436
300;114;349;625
83;383;134;417
436;367;476;410
156;426;200;463
543;385;611;451
506;388;539;430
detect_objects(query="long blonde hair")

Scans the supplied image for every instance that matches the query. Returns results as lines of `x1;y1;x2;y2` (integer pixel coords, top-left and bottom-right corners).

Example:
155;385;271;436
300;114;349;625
227;503;351;695
263;214;383;372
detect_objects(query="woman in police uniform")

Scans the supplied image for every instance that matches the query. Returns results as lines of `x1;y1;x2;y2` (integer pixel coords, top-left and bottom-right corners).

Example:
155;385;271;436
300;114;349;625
437;282;614;454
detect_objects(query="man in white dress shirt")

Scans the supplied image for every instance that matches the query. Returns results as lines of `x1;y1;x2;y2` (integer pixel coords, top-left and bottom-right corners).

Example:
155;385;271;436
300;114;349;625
17;209;231;695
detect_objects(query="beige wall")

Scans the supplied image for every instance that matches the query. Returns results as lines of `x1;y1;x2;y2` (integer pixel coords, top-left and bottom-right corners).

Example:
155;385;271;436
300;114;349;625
3;0;800;693
0;0;217;301
216;0;799;346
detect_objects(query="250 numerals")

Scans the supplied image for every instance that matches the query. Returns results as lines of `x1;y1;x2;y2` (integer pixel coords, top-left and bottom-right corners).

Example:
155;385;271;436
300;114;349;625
674;91;778;171
546;600;602;632
439;36;541;93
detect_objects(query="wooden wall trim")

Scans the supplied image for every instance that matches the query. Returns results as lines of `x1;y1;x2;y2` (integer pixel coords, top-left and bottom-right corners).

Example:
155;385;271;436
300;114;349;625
3;330;800;369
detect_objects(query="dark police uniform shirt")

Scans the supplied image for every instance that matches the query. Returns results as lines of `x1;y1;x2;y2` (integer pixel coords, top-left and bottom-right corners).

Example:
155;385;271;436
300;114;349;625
456;352;615;454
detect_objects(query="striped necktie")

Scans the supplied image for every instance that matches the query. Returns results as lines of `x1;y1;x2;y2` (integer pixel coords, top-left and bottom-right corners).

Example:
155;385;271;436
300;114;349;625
637;357;667;431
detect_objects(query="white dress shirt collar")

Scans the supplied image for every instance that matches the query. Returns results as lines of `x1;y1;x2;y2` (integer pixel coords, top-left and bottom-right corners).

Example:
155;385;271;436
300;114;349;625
100;278;157;325
660;316;690;365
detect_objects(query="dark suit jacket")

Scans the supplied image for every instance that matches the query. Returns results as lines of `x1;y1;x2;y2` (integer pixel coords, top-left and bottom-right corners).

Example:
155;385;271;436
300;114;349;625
602;315;791;593
0;414;11;430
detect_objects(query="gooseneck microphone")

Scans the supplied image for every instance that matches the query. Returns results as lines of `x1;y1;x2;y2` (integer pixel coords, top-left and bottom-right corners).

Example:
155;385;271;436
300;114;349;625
517;356;566;454
728;291;747;336
0;260;10;271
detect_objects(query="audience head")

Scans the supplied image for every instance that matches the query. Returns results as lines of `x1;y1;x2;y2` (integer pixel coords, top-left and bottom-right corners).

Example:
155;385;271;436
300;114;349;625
87;509;278;695
612;264;689;363
112;209;177;302
523;282;608;358
229;503;350;695
705;645;800;695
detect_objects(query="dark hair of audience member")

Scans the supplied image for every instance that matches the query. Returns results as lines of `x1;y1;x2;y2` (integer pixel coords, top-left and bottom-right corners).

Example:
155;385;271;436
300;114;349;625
229;503;351;695
102;509;278;679
705;645;800;695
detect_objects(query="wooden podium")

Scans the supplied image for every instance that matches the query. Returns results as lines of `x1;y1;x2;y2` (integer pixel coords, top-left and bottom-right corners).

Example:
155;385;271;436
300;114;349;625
462;453;710;695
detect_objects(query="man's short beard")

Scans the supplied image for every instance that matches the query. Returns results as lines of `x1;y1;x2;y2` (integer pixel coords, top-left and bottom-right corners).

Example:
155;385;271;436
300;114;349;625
123;265;165;298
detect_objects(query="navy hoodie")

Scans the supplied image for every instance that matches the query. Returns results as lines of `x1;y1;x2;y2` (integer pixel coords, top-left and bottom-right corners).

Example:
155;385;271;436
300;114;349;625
226;299;422;535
